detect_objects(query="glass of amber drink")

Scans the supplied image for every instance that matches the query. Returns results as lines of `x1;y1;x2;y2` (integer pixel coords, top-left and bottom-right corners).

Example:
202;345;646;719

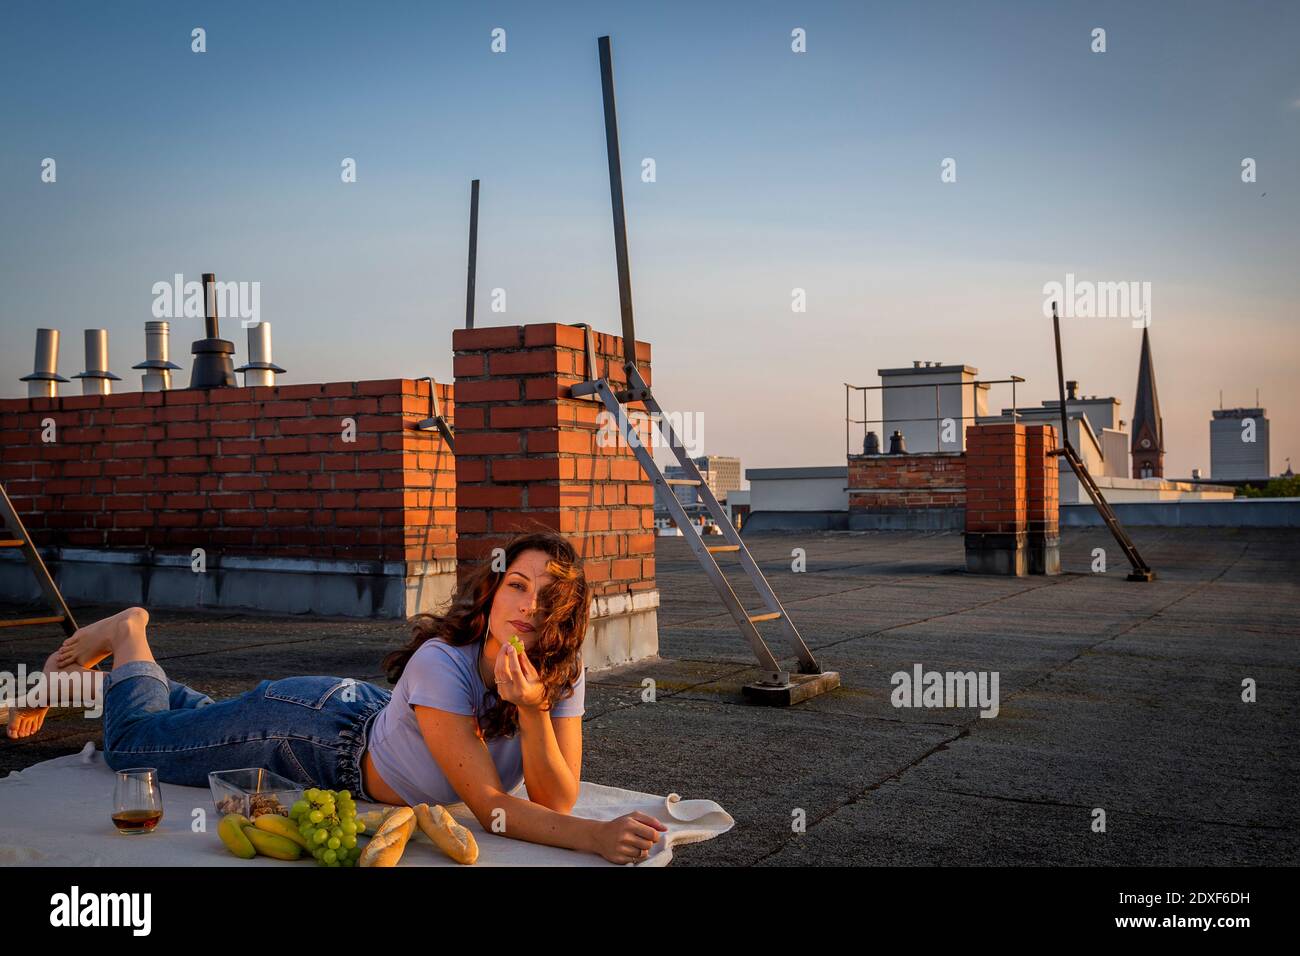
112;768;164;834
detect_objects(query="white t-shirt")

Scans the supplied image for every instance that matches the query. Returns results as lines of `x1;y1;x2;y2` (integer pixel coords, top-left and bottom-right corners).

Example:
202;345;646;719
366;638;585;806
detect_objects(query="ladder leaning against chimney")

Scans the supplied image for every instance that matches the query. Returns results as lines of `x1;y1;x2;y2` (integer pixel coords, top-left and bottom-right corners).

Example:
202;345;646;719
0;481;80;638
569;326;839;706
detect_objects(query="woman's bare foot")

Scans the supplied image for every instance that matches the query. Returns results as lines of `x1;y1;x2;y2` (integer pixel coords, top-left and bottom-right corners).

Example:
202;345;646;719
4;607;144;741
4;650;96;740
53;623;115;670
4;709;46;740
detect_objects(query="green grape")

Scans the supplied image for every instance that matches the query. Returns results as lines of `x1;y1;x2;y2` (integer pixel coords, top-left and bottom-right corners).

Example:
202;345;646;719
294;788;368;866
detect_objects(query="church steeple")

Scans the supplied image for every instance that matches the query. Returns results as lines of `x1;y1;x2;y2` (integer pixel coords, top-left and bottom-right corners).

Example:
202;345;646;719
1131;327;1163;478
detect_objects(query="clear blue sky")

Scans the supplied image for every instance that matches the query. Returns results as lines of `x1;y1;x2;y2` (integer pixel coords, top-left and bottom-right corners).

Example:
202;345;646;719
2;0;1296;478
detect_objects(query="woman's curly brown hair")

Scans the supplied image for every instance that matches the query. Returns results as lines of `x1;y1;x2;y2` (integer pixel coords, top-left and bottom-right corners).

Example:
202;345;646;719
381;530;591;740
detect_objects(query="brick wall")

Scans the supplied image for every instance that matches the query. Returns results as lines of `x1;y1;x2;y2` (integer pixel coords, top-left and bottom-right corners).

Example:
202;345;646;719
452;323;655;600
965;424;1027;534
1024;424;1060;574
0;379;455;563
847;452;966;530
1024;425;1059;536
848;453;966;508
964;423;1028;574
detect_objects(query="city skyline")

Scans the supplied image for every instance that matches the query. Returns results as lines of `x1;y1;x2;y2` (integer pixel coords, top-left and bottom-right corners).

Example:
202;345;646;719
2;1;1296;479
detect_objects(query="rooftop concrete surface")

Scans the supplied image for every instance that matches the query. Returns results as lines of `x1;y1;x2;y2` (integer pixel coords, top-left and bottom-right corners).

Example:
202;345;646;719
3;527;1297;865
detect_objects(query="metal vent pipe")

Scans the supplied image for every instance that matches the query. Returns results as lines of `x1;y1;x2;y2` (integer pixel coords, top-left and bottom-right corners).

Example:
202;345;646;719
133;320;183;391
235;321;286;387
71;329;122;395
20;328;70;398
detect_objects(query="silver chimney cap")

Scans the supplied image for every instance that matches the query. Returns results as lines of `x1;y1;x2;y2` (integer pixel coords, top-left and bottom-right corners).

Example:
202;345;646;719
20;327;70;398
70;328;122;395
132;320;183;391
235;320;286;387
20;328;71;398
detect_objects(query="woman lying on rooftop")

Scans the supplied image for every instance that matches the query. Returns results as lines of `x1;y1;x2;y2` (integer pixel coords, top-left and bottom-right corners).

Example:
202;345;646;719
10;529;665;865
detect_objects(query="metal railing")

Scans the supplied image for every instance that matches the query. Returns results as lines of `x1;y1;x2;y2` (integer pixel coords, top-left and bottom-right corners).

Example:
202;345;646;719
844;376;1025;457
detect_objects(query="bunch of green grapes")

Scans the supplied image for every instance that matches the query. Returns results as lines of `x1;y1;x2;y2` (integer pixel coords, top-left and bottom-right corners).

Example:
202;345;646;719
289;788;365;867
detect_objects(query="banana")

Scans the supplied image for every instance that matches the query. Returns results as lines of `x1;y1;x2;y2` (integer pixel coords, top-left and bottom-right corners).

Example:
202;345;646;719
253;812;313;851
242;824;302;861
218;813;256;860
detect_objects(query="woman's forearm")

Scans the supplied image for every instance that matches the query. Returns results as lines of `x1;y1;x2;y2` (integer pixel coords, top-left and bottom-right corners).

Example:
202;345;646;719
516;706;579;811
480;792;598;854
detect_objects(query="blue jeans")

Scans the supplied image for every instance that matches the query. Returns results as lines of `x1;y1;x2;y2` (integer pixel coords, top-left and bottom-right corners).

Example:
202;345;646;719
100;660;392;800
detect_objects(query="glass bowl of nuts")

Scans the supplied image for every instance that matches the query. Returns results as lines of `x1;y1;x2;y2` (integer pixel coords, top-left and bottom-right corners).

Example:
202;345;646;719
208;769;303;820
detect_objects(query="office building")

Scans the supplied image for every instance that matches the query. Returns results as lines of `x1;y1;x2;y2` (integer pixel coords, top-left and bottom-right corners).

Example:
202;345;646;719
1210;408;1270;480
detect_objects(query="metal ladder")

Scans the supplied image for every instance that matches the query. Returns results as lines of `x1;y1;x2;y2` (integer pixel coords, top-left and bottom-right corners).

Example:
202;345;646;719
0;481;80;638
571;339;839;704
0;481;82;728
1054;444;1154;581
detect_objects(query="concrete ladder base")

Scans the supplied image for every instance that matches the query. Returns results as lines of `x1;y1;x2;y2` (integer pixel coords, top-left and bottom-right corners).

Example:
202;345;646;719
742;670;841;706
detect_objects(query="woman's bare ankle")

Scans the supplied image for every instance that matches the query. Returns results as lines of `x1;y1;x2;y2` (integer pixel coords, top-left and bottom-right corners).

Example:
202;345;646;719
107;606;156;669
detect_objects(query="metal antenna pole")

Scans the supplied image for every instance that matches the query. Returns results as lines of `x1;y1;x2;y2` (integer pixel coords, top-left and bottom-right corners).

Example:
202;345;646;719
1052;302;1070;441
465;179;480;329
203;273;220;339
598;35;638;375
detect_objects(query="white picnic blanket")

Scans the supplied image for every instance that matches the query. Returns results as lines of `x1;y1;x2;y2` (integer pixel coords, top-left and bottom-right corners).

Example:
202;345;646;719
0;742;733;867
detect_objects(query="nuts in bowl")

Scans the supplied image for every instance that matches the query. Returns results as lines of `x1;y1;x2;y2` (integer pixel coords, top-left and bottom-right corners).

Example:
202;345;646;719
209;768;302;820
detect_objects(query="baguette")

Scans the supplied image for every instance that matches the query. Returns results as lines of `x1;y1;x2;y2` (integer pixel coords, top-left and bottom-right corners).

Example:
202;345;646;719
358;806;415;867
415;802;479;865
357;808;398;833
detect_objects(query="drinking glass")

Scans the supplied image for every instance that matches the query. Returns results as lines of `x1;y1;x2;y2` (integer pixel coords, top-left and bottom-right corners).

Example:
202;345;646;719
112;767;163;834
